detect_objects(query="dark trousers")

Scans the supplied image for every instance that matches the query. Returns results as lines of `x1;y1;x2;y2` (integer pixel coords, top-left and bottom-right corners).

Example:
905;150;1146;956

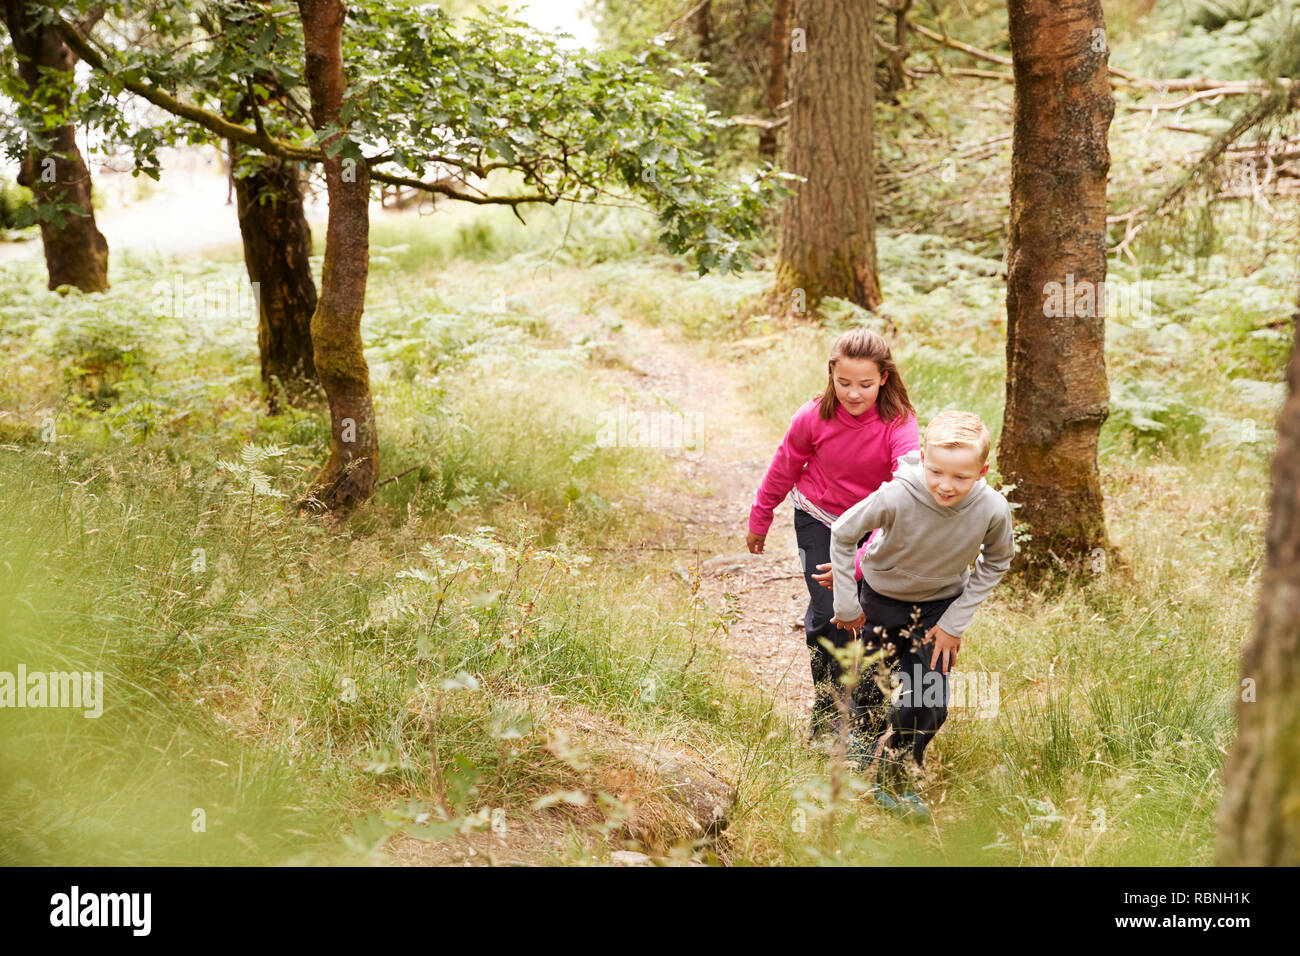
795;508;867;738
855;577;961;768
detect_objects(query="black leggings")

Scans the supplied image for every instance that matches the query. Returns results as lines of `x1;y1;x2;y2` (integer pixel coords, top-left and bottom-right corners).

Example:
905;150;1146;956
794;508;866;737
855;577;961;767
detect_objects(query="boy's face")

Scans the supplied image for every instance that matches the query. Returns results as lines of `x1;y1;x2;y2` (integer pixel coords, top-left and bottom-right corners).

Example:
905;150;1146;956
920;444;988;508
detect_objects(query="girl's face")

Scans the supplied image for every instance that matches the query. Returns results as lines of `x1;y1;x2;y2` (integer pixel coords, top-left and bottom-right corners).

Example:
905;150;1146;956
832;356;887;417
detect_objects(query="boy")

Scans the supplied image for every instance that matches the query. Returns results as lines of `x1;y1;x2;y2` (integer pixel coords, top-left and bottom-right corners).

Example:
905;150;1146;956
814;410;1014;820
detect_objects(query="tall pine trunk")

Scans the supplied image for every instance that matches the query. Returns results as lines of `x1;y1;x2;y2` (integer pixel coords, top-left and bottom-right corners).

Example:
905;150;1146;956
298;0;377;512
999;0;1113;570
1217;319;1300;865
2;0;109;293
758;0;792;160
773;0;880;314
229;144;321;413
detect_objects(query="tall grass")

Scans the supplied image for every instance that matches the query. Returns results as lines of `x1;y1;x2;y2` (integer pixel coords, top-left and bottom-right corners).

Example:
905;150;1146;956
0;239;801;864
1;0;1289;863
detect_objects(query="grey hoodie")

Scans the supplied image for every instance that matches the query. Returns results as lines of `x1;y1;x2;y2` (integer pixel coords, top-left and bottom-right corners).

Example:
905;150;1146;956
829;450;1014;638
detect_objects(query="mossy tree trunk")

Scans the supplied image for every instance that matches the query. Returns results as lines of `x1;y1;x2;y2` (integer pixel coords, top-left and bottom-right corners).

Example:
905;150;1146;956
2;0;109;293
772;0;881;315
297;0;377;512
229;144;321;413
999;0;1114;571
1217;320;1300;865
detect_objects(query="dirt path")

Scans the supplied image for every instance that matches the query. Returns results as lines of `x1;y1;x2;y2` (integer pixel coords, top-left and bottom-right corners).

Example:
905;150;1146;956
568;315;816;728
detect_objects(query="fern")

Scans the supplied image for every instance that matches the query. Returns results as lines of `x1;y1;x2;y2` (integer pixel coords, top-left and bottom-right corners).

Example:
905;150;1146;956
216;443;287;498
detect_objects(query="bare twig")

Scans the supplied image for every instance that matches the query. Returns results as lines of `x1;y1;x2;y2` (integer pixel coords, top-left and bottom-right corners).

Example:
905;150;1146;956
376;464;423;488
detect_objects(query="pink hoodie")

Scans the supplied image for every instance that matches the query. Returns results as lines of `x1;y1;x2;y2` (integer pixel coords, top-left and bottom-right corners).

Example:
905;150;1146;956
749;397;920;536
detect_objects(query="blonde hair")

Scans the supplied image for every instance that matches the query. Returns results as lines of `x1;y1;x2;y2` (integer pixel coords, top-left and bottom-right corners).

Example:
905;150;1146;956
818;327;916;424
924;410;992;464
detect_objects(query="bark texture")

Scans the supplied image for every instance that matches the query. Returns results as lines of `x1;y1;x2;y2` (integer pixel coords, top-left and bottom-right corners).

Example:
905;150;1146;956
759;0;792;160
230;144;320;412
298;0;377;512
999;0;1114;569
1217;319;1300;866
2;0;109;293
773;0;881;313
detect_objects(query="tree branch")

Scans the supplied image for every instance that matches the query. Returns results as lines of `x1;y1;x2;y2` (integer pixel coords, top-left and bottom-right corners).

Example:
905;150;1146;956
56;15;567;208
56;16;320;162
367;167;557;206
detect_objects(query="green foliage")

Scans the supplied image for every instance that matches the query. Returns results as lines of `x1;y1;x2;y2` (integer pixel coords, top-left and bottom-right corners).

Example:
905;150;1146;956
588;0;773;162
1106;379;1210;455
1189;0;1273;31
44;0;793;275
46;306;150;410
0;176;33;231
1250;0;1300;80
346;4;793;274
1138;0;1285;81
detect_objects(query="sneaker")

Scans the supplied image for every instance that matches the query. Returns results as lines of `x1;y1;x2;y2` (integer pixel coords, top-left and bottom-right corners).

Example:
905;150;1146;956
873;784;931;822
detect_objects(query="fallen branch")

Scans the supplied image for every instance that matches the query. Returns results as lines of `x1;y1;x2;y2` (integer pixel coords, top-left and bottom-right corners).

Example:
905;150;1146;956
906;17;1011;67
730;114;789;131
908;64;1013;83
1119;87;1255;113
905;15;1286;94
1110;82;1300;261
1150;84;1300;218
1153;123;1219;136
879;133;1012;191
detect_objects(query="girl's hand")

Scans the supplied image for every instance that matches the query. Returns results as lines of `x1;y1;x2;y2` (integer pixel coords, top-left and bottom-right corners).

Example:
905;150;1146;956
925;625;961;674
832;613;865;635
812;562;834;591
746;531;766;554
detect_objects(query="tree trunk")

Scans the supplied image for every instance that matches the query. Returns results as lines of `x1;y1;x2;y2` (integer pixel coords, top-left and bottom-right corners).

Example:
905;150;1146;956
2;0;109;293
758;0;792;160
297;0;377;512
998;0;1113;571
1217;320;1300;865
694;0;712;64
772;0;881;314
229;142;321;413
883;0;913;97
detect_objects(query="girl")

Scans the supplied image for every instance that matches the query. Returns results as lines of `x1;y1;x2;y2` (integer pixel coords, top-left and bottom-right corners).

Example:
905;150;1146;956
747;327;919;742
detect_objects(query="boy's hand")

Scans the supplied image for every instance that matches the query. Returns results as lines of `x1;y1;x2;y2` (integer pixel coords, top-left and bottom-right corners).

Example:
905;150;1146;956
746;530;766;554
812;562;833;591
832;613;865;635
925;625;961;674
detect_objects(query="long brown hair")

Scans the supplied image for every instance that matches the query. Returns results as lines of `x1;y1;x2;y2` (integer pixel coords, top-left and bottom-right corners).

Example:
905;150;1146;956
818;328;916;424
